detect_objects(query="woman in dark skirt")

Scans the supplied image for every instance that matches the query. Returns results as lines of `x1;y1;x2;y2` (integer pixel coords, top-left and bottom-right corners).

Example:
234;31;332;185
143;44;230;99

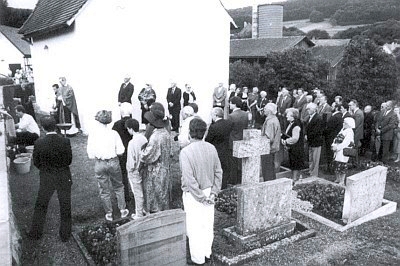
281;108;305;183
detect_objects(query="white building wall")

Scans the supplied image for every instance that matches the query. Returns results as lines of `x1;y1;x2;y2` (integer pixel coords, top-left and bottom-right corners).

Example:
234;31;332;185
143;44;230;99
31;0;231;133
0;33;25;75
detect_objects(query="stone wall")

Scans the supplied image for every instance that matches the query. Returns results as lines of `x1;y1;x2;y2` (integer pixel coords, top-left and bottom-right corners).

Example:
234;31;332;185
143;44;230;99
0;86;22;265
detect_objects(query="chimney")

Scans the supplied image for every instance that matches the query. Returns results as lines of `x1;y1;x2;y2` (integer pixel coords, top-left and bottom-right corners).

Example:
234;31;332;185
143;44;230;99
252;4;283;39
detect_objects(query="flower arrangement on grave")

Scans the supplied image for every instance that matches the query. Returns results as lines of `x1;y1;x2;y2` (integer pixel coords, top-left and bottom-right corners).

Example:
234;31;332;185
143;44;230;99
215;190;238;216
360;161;400;182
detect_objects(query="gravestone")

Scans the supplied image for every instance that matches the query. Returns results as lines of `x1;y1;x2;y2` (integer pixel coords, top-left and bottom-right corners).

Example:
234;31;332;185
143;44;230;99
223;178;295;247
342;166;387;224
233;129;270;184
116;209;186;266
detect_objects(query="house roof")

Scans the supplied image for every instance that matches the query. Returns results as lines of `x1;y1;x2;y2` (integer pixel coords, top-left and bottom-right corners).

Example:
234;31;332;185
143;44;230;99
311;39;350;67
0;25;31;57
19;0;88;37
230;36;314;58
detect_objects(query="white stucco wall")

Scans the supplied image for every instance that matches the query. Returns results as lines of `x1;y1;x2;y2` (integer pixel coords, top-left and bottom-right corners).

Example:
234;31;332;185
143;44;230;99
30;0;231;133
0;34;25;75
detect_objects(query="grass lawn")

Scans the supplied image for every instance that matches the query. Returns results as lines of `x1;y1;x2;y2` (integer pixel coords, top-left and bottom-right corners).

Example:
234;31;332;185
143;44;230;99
10;134;400;265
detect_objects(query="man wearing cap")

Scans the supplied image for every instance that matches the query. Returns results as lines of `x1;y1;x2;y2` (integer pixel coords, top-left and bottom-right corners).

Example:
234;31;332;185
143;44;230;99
205;107;233;189
167;82;182;132
112;103;134;203
118;75;134;106
227;96;248;185
305;102;324;178
261;103;281;181
87;110;129;221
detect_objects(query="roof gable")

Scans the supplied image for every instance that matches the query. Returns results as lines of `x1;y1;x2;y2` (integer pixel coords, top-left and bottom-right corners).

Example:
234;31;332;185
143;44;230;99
230;36;314;58
0;25;31;56
19;0;88;37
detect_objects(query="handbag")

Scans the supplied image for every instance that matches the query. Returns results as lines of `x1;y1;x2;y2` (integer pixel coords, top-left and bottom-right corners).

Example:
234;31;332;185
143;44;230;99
343;147;357;157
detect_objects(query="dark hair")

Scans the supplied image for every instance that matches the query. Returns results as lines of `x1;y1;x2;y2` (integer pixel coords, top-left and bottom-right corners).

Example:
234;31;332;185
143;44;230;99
350;99;358;107
52;84;59;88
230;96;242;108
15;105;26;113
41;116;56;131
189;118;207;140
342;102;349;110
125;118;139;132
188;103;198;113
335;103;342;112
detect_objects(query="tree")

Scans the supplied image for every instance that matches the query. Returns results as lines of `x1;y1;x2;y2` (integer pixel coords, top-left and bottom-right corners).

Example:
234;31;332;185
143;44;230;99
283;26;306;37
309;10;324;23
333;36;399;108
307;29;330;39
0;0;8;25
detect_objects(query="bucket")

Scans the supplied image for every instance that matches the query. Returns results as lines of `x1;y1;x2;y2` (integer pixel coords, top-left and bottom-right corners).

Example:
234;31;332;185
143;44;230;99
16;153;33;167
25;145;34;154
14;157;31;174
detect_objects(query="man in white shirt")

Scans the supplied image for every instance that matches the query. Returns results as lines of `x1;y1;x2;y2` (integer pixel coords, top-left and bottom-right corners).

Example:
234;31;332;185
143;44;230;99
87;110;129;221
15;105;40;146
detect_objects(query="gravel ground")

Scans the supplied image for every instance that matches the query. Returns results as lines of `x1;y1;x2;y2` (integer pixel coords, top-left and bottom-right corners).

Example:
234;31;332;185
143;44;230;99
9;134;400;265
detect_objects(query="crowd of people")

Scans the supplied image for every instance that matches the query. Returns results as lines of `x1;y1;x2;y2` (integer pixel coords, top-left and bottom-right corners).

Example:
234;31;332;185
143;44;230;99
10;78;399;265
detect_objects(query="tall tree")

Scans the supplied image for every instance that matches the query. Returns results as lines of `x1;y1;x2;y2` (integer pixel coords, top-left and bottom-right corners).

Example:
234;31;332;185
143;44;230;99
0;0;8;25
334;36;399;108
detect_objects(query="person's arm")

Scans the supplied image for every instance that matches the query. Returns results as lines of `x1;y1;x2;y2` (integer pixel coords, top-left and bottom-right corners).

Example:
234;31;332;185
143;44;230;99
114;132;125;156
211;150;222;196
141;136;161;164
284;126;300;145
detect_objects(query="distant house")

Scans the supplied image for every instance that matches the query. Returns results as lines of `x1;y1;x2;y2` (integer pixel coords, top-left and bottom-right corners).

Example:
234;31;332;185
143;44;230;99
230;36;314;63
310;39;350;81
0;25;31;76
19;0;233;130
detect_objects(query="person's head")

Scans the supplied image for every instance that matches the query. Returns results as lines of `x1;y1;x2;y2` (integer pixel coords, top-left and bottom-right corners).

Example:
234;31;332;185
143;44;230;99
185;84;192;92
394;106;400;115
281;87;289;96
229;83;236;91
386;100;394;110
144;102;167;128
334;103;342;113
306;102;317;115
230;96;242;110
123;75;131;83
335;95;342;104
188;103;198;114
260;91;267;98
59;76;67;86
243;87;248;93
125;118;140;135
181;106;194;120
264;103;277;116
341;102;349;113
297;88;304;96
15;105;26;118
235;87;241;94
292;89;298;96
343;117;355;129
120;102;132;118
319;95;327;105
252;87;259;93
145;83;152;89
364;105;372;114
170;82;177;88
52;84;59;93
40;116;57;132
348;99;358;112
189;118;207;140
306;95;313;103
380;102;387;112
218;82;223;87
286;108;299;122
211;107;224;122
95;110;112;125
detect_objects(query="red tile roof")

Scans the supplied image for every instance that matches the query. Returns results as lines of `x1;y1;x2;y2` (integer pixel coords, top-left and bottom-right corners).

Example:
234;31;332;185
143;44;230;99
19;0;88;37
0;25;31;56
230;36;314;58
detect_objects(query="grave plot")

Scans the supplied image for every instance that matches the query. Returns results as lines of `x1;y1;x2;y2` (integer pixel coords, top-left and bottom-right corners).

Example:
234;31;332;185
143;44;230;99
293;166;397;232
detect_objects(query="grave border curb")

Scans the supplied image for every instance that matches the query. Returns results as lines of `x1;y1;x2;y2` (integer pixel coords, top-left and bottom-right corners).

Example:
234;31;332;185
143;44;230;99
214;219;316;266
294;199;397;232
72;230;96;266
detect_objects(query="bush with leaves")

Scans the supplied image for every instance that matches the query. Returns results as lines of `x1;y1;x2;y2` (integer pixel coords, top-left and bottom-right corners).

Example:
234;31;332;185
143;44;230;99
307;29;330;40
309;10;324;23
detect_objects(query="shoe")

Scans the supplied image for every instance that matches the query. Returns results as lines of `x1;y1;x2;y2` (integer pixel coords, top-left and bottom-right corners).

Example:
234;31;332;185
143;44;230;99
205;256;211;263
105;212;113;221
120;209;129;218
187;258;205;265
131;213;144;220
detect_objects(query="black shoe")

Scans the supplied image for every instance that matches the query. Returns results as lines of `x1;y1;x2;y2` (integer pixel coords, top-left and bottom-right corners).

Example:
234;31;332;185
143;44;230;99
205;256;212;263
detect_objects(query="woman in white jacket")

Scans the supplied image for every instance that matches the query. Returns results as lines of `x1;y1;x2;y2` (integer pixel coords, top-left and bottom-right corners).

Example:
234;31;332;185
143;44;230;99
331;117;355;186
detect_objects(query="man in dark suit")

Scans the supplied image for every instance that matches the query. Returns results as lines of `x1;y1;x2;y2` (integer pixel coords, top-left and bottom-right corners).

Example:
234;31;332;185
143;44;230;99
377;101;398;163
324;103;343;174
112;103;133;203
276;87;292;130
205;107;233;189
349;99;364;167
293;88;307;117
360;105;374;156
28;116;73;242
118;75;134;105
167;82;182;132
305;102;324;177
227;96;248;185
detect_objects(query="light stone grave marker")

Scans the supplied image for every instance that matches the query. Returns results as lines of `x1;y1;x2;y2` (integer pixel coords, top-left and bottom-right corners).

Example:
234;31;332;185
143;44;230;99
233;129;270;184
342;165;387;224
116;209;186;266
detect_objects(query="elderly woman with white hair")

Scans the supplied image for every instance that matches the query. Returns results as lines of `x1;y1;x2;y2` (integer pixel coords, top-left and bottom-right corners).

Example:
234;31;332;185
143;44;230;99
281;108;305;183
331;117;355;186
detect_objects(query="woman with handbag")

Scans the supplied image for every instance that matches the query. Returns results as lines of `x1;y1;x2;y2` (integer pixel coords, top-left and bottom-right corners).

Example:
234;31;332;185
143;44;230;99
331;117;355;185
